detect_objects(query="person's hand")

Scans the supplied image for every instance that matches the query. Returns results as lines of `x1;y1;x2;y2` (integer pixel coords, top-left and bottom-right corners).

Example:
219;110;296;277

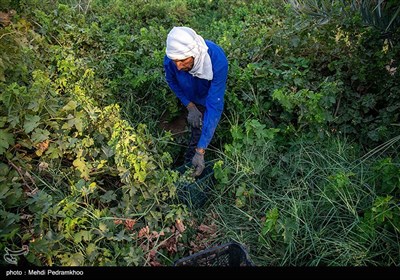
187;103;202;128
192;149;205;177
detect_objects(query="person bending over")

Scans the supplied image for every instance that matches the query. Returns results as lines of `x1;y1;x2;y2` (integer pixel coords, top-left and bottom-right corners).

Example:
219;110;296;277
164;26;228;176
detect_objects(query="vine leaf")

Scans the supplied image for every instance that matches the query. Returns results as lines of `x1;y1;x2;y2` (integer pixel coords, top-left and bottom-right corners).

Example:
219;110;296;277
23;114;40;133
31;128;50;144
0;129;15;154
63;111;84;132
62;100;77;111
73;157;90;180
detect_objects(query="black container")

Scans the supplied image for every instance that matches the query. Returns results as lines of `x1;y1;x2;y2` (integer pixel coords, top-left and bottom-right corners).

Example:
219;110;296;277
175;161;215;209
173;241;255;267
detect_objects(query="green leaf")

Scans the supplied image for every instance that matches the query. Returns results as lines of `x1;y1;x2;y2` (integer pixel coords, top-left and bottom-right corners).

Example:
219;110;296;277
0;129;15;154
0;65;5;82
101;145;115;158
282;218;297;244
114;229;130;241
0;162;9;176
86;243;97;255
98;222;108;232
261;208;279;236
65;111;85;133
23;115;41;134
62;100;78;111
0;116;6;127
236;183;246;197
67;252;84;266
8;114;20;128
86;243;98;261
74;230;92;243
31;128;50;143
100;191;116;203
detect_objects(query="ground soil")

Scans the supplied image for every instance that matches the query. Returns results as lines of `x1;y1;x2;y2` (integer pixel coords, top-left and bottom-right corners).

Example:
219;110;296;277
158;109;189;166
159;109;188;137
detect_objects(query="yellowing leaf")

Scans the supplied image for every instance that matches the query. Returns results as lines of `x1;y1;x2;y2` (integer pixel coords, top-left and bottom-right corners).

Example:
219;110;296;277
82;137;94;148
35;139;50;157
86;243;97;256
98;222;108;232
97;160;107;169
73;157;90;180
62;100;78;111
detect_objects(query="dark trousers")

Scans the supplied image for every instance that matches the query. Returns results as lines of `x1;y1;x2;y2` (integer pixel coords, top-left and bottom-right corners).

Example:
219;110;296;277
184;104;206;163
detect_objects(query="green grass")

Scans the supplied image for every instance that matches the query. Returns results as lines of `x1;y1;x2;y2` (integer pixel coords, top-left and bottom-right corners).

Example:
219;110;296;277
207;135;400;266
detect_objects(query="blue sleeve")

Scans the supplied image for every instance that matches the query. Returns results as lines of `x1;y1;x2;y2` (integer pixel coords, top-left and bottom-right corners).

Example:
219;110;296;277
198;44;228;149
164;56;191;107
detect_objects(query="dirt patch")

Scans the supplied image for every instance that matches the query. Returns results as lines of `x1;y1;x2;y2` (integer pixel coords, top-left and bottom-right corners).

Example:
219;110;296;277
159;109;190;167
159;110;188;137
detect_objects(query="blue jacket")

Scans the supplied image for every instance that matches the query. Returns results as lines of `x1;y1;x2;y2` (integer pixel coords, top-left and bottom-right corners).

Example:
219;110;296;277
164;40;228;149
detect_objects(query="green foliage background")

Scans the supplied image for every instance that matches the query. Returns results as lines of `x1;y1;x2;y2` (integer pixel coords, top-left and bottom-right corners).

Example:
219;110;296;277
0;0;399;266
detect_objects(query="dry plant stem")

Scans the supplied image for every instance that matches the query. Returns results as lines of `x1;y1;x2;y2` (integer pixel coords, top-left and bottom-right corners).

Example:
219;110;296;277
8;159;37;193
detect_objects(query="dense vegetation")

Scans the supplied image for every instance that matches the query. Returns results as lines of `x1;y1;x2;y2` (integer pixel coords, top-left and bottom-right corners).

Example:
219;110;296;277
1;0;399;266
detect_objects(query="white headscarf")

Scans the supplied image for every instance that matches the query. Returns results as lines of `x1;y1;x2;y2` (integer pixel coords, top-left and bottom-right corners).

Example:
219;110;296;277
166;26;213;81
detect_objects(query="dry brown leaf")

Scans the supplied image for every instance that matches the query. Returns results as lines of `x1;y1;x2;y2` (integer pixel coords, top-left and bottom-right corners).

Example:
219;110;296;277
198;224;215;234
175;219;185;233
38;162;49;172
124;219;136;231
161;234;179;253
35;140;50;156
113;217;123;225
20;214;32;219
0;11;11;27
138;226;150;238
37;140;49;152
26;187;38;197
211;211;219;219
150;261;162;266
